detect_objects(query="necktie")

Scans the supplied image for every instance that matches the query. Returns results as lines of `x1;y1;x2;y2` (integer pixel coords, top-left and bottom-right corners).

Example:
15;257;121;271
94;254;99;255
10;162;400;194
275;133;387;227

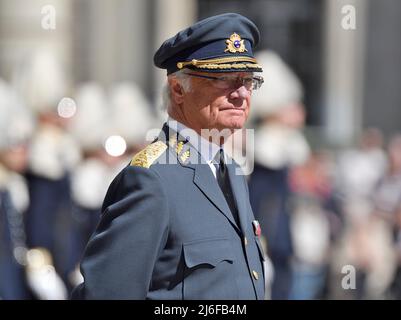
214;149;240;227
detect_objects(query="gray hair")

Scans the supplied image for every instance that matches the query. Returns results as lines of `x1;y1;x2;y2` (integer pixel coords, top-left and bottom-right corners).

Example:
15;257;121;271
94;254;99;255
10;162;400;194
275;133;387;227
162;70;192;111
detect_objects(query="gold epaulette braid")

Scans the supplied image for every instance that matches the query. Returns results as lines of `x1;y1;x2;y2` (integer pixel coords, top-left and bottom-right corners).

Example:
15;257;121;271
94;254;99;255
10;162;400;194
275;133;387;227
130;141;167;168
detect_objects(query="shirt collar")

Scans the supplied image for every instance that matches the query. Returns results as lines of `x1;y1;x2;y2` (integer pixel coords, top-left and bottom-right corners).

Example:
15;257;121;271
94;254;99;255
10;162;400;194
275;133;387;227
166;117;221;164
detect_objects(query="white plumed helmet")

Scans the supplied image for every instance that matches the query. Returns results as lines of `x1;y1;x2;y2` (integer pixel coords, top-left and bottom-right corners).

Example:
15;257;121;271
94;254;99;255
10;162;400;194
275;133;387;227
12;48;69;114
69;82;110;151
0;78;35;151
251;50;304;119
109;82;155;146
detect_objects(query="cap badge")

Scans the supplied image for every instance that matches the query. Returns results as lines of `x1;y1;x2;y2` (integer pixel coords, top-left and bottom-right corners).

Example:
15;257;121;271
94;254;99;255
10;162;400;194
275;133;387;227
225;33;247;53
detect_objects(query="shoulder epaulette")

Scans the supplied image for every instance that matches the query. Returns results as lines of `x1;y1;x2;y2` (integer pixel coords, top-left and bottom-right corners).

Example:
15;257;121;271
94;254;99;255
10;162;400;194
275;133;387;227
130;141;167;168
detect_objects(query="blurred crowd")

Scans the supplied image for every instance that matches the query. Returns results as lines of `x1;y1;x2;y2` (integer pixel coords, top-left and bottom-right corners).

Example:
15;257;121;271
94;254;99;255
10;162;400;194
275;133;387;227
248;51;401;300
1;47;401;300
0;48;158;299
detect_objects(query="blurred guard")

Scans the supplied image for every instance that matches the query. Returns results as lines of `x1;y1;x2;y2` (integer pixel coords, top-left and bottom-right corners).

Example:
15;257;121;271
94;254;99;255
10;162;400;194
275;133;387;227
73;13;266;299
66;83;112;288
248;50;310;299
0;79;66;300
0;79;32;299
12;48;80;294
67;83;153;288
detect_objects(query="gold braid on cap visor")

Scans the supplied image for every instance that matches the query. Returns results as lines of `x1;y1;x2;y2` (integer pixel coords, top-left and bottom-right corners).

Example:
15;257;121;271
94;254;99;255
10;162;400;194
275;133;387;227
176;57;261;70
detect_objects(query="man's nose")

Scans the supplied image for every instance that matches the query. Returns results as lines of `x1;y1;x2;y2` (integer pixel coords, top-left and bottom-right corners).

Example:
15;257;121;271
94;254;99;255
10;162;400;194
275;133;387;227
230;85;250;100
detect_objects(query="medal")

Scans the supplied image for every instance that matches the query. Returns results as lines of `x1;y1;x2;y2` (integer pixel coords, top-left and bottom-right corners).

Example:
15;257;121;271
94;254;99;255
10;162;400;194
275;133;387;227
252;220;261;237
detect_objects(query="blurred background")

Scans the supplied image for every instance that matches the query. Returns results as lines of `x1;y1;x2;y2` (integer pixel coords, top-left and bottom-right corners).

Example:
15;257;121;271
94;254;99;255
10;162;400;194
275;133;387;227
0;0;400;300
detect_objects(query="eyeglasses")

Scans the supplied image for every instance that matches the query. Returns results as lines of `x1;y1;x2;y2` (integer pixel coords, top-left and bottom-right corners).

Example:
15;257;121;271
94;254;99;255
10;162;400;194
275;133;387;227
185;73;264;91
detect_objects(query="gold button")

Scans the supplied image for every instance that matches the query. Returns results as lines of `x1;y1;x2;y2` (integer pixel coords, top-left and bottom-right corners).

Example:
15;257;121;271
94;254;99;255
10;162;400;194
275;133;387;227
252;270;259;280
244;237;248;246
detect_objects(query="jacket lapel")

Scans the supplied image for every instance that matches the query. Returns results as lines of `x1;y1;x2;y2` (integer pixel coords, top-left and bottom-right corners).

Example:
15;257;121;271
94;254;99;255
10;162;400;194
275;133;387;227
192;163;240;231
179;144;241;232
161;123;242;232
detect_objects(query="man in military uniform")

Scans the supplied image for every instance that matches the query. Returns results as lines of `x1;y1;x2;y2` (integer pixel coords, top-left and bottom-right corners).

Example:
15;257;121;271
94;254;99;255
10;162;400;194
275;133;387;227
72;12;266;300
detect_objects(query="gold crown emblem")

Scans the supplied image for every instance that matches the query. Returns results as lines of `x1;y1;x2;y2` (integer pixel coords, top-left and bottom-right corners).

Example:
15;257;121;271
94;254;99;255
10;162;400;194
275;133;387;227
224;33;248;53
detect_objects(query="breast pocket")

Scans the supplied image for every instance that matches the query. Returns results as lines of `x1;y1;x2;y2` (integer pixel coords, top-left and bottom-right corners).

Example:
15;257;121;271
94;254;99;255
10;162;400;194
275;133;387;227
182;238;238;299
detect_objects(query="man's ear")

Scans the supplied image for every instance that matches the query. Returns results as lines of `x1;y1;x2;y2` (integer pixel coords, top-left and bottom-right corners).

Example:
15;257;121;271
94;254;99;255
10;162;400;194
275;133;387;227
168;76;185;105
